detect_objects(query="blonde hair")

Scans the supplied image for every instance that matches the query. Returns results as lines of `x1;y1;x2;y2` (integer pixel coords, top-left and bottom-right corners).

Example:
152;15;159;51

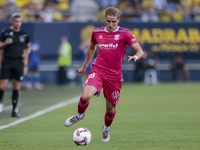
105;7;121;19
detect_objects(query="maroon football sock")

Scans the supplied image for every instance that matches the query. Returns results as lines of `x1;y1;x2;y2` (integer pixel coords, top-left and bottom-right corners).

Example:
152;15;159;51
104;110;116;127
78;96;90;114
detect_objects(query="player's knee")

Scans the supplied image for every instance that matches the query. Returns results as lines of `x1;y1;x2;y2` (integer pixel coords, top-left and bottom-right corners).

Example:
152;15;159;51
82;89;95;100
81;94;92;100
106;107;116;114
0;85;6;90
12;82;20;90
0;82;8;90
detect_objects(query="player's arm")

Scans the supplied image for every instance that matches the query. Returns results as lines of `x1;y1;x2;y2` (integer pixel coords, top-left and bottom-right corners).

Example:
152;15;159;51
0;50;4;66
22;43;31;75
128;43;144;62
22;43;31;66
77;43;96;76
25;42;31;54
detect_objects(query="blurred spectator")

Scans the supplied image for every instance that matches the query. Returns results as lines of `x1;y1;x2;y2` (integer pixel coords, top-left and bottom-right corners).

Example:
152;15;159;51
141;6;159;22
0;0;6;7
52;5;64;22
0;0;198;23
99;0;118;8
26;35;44;90
132;0;143;12
143;50;159;84
0;5;7;22
118;0;129;12
70;0;99;22
153;0;167;10
181;0;193;22
57;36;72;85
40;4;54;23
57;0;70;11
171;3;184;22
159;6;171;22
192;0;200;22
171;53;190;82
97;7;105;22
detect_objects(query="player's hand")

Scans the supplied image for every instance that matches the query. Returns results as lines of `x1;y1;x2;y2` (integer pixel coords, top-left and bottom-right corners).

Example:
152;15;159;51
22;50;29;59
128;55;138;62
77;66;86;76
5;38;13;45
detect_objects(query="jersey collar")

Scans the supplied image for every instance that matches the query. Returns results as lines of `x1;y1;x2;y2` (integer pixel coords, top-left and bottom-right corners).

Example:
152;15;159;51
104;26;119;33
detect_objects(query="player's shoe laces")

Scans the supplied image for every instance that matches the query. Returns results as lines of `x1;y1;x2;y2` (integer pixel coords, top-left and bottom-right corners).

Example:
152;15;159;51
101;124;110;142
0;103;4;113
64;114;85;127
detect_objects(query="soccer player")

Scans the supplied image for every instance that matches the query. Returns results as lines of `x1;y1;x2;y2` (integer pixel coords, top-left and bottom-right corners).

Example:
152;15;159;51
0;13;30;117
64;7;144;142
26;34;44;90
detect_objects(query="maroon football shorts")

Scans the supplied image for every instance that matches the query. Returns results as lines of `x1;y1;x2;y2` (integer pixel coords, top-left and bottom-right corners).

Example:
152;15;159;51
84;71;122;105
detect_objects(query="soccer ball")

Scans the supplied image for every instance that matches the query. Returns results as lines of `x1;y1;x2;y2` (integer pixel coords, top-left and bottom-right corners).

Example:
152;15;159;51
73;127;91;145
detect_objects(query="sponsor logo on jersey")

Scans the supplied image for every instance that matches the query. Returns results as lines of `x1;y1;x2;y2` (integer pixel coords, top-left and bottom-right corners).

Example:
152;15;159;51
114;34;119;40
98;43;118;49
131;38;137;42
111;91;119;100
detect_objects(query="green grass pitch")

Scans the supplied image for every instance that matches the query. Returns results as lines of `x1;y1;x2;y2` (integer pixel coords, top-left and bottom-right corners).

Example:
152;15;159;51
0;83;200;150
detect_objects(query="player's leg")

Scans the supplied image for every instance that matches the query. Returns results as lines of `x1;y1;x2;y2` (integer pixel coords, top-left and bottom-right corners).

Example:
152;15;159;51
102;99;116;142
101;79;121;142
33;70;44;90
0;60;12;113
11;59;24;117
26;70;33;90
65;72;103;127
0;79;9;113
64;85;97;127
11;79;21;117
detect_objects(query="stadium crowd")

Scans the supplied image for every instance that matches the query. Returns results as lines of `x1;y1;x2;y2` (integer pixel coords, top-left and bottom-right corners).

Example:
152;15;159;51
0;0;200;23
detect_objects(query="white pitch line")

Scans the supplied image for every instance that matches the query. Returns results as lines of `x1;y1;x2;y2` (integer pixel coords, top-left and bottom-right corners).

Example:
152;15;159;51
0;95;80;130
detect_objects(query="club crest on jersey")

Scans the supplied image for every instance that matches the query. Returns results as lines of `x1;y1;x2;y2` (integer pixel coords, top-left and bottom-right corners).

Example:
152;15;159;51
19;37;25;42
88;73;95;79
10;32;13;36
111;91;119;100
85;73;95;84
99;35;103;39
114;34;120;40
19;34;27;42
